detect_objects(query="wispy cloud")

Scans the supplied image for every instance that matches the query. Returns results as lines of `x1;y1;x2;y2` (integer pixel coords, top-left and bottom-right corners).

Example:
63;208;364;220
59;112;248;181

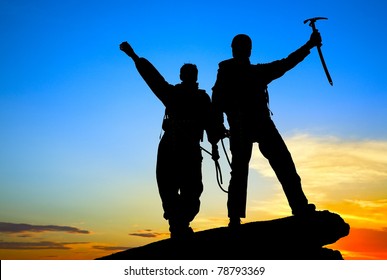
345;199;387;209
129;229;167;238
92;245;132;251
251;134;387;190
0;222;90;234
337;199;387;228
0;241;89;250
248;134;387;227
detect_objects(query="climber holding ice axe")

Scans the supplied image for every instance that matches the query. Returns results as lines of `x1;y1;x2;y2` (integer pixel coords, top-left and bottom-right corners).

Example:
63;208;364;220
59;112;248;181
304;17;333;85
211;19;328;228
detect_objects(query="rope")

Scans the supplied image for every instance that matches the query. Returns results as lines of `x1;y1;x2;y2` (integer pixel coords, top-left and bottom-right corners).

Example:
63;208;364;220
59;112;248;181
215;160;228;193
221;138;231;167
200;139;230;194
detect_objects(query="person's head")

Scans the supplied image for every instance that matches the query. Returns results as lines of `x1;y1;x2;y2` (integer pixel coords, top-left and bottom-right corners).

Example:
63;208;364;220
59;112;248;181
231;34;252;59
180;63;198;83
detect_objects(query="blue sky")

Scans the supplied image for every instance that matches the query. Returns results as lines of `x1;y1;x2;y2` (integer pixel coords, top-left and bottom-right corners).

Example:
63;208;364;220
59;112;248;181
1;0;387;259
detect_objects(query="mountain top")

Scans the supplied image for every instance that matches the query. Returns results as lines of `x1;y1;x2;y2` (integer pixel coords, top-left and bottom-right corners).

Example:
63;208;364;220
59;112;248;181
97;210;349;260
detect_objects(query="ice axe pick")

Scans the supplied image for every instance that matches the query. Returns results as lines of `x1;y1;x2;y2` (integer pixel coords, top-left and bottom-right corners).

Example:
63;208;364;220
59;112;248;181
304;17;333;86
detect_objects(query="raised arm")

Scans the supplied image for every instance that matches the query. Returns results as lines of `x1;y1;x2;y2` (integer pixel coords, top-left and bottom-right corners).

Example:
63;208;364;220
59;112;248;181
120;41;140;62
119;41;172;104
258;30;322;84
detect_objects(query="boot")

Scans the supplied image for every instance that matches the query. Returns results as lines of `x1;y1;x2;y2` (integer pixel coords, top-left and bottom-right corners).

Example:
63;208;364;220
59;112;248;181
292;203;316;217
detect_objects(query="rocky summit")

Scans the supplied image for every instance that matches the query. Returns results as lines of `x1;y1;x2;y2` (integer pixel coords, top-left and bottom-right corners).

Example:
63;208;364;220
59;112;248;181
97;210;350;260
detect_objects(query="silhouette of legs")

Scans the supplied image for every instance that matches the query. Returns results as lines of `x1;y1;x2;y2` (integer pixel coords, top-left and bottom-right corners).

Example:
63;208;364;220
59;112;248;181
227;119;313;223
258;121;310;214
227;128;253;220
156;136;203;238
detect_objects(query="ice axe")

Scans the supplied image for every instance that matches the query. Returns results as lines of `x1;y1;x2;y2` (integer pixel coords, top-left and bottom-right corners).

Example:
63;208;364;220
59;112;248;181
304;17;333;86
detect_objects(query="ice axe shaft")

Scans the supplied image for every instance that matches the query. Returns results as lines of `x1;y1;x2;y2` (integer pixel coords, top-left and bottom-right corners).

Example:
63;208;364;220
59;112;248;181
304;17;333;86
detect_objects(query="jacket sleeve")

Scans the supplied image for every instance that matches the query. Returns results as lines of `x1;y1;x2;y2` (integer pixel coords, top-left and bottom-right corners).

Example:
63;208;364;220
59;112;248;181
134;57;173;105
259;43;311;85
210;63;229;143
202;94;218;145
211;62;227;123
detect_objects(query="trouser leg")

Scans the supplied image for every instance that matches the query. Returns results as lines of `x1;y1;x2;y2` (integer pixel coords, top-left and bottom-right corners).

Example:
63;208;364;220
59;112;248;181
157;139;203;237
178;152;203;224
258;122;308;213
156;140;180;222
227;133;253;218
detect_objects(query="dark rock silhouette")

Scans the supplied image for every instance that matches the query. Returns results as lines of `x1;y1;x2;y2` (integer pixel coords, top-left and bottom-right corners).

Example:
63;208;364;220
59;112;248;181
97;210;349;260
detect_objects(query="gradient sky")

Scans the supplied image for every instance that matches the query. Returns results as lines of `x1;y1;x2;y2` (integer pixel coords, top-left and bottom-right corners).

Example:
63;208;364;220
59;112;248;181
1;0;387;260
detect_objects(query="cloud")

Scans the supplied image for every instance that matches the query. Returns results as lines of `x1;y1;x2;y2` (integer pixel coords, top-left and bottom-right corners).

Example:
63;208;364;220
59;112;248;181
0;222;90;234
93;245;132;251
129;229;167;238
246;134;387;227
17;234;34;238
250;134;387;197
345;199;387;209
337;198;387;228
0;241;89;250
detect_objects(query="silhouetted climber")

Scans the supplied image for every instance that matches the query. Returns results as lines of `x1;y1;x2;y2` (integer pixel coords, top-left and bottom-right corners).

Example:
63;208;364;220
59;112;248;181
212;31;322;228
120;42;219;239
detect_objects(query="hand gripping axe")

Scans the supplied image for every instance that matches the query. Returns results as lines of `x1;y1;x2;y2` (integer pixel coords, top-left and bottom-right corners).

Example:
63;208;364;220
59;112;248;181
304;17;333;86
